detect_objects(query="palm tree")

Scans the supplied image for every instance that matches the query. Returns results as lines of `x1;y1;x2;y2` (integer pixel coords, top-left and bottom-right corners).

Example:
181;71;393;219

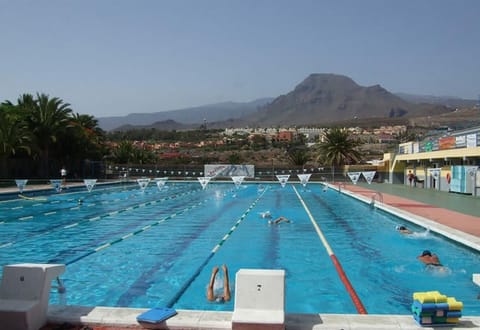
316;127;362;167
53;113;106;176
132;146;156;165
0;103;31;176
68;113;105;151
15;93;37;115
287;147;311;167
111;141;136;164
25;93;73;176
71;113;98;129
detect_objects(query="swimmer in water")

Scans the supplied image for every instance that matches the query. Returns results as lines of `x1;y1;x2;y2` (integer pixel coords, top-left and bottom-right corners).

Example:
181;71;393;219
396;225;412;234
269;216;290;225
260;211;272;219
207;264;231;302
417;250;448;273
417;250;442;266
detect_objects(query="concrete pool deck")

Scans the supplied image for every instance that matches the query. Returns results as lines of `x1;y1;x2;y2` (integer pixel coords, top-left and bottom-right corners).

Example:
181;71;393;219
1;181;479;329
43;305;480;329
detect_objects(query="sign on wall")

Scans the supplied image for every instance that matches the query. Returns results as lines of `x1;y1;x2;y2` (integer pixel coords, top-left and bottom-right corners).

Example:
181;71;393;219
413;142;419;153
466;134;477;148
204;164;255;178
438;136;455;150
455;135;466;146
424;141;433;152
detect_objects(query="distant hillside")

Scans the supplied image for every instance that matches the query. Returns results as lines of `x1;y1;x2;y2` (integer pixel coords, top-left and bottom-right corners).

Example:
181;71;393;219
115;119;194;131
242;74;451;127
100;73;478;131
407;107;480;130
98;98;273;131
395;93;477;108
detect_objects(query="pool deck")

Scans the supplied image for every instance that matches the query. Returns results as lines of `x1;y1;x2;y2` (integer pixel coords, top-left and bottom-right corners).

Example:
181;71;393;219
43;305;480;329
1;181;479;329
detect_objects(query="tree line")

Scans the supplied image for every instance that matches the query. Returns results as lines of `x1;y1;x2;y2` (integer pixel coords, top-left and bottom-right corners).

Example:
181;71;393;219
1;93;363;179
0;93;105;179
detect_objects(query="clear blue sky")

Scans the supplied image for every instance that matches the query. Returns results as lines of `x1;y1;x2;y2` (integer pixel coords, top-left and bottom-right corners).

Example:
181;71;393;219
1;0;479;118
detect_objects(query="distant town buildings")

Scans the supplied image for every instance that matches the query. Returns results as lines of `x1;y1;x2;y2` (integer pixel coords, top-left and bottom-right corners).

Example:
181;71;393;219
223;125;406;144
109;125;411;155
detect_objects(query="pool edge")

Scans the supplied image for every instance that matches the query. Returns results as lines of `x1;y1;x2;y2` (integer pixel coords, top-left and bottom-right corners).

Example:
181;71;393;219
47;305;480;329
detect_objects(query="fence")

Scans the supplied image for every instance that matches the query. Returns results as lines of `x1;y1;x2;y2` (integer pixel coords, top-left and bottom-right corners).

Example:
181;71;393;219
0;161;386;188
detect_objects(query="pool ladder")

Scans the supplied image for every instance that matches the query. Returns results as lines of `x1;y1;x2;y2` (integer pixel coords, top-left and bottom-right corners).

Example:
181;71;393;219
370;192;383;207
56;277;66;293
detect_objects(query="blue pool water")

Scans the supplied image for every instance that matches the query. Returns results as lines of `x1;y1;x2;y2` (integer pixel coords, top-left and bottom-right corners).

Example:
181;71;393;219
0;181;479;315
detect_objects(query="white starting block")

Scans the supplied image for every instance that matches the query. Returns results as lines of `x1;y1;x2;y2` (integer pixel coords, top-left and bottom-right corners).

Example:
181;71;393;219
232;269;285;330
473;273;480;287
0;263;65;330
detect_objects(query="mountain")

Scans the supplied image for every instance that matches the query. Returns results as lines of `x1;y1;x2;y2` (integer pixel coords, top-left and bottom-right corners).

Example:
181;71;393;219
98;98;273;131
241;74;451;127
99;73;469;131
115;119;193;131
395;93;477;108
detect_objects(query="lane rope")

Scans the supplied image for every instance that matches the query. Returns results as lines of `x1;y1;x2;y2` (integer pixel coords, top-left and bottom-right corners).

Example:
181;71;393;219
292;185;367;314
64;199;207;266
0;188;200;249
62;186;238;265
166;185;269;308
7;185;184;222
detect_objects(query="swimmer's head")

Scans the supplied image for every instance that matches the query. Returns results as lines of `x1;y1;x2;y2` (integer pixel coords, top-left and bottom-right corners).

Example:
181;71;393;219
215;296;225;303
261;211;271;218
421;250;432;257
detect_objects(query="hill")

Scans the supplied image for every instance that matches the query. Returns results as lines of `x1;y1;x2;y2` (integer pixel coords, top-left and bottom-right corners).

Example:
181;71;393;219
98;98;273;131
115;119;194;131
241;73;451;127
395;93;477;108
98;73;479;131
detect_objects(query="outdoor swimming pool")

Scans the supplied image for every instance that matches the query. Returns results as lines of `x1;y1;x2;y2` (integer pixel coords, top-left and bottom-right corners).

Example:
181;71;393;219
0;181;479;315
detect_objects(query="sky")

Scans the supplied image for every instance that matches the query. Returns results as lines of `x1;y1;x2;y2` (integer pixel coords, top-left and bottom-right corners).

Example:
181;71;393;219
1;0;479;118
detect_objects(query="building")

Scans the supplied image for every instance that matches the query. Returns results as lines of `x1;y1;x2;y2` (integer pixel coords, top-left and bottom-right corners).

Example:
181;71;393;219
385;126;480;196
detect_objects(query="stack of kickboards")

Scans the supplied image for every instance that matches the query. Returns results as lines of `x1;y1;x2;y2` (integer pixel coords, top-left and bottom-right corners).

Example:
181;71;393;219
412;291;463;326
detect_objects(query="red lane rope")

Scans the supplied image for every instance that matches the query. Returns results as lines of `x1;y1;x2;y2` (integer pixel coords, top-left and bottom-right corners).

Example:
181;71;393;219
331;255;367;314
292;185;368;314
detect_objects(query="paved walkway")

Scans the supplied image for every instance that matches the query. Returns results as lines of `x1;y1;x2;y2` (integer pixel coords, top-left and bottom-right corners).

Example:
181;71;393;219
344;182;480;237
356;182;480;217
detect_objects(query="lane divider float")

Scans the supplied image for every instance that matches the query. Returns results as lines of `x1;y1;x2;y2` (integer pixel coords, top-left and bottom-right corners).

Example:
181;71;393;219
64;199;208;266
292;185;367;314
7;184;184;221
166;186;269;308
2;188;201;249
